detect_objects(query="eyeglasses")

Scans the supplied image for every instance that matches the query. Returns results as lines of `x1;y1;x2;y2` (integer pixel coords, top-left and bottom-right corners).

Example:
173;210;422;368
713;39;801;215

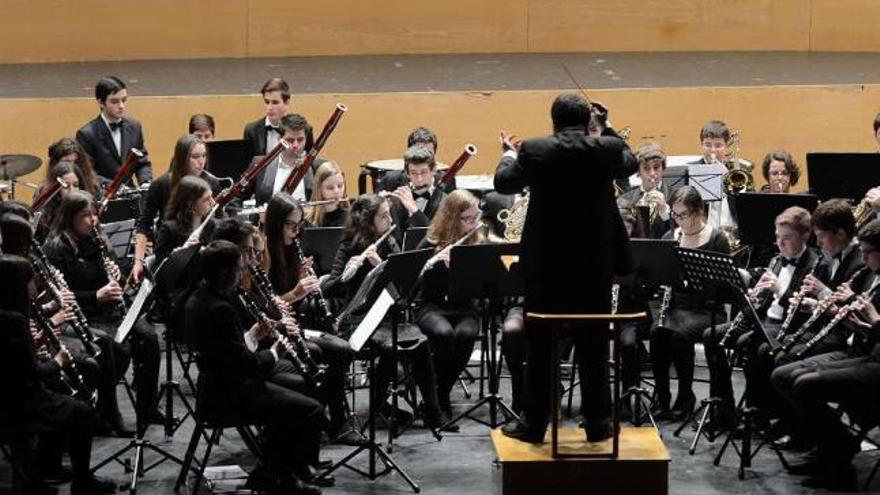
670;209;693;221
768;170;790;177
284;219;304;231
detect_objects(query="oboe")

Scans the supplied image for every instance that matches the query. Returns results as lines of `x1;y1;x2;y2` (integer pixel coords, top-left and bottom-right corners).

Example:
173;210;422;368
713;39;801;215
30;301;97;406
91;224;127;318
246;262;325;377
292;237;337;333
30;240;100;357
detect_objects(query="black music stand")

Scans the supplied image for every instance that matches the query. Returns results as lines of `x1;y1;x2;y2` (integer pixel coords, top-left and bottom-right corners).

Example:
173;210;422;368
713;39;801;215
402;227;428;252
662;165;689;194
806;152;880;201
734;193;820;246
300;227;343;275
206;139;251;182
440;243;523;431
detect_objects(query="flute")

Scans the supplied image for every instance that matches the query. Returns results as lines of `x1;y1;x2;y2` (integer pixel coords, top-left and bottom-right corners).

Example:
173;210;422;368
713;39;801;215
340;225;397;282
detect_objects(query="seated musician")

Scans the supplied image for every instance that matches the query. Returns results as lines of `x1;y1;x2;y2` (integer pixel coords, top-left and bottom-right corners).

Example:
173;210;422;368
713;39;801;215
153;175;216;264
689;120;747;233
0;254;117;495
414;190;483;421
184;240;324;495
376;126;445;193
769;219;880;490
34;161;91;242
132;134;220;282
43;191;161;434
702;206;818;429
326;194;451;431
188;113;215;142
387;145;447;245
616;142;671;239
262;194;362;445
305;161;350;228
651;185;730;421
246;113;322;204
760;150;800;194
47;137;101;198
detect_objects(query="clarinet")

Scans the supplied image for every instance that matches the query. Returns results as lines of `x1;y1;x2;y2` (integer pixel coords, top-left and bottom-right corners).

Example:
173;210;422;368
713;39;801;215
246;262;325;378
30;240;101;357
720;258;782;348
90;224;128;319
794;283;880;359
237;288;324;388
778;267;868;355
655;285;673;328
777;255;823;341
292;237;337;333
30;301;98;406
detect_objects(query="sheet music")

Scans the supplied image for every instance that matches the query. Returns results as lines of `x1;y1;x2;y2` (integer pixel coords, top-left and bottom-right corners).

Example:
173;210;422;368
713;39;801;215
116;279;153;343
687;163;726;202
348;288;395;352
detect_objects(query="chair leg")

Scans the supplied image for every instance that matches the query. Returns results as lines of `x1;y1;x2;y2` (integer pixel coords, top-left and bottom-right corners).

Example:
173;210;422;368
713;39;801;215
866;456;880;491
191;429;221;495
175;423;204;492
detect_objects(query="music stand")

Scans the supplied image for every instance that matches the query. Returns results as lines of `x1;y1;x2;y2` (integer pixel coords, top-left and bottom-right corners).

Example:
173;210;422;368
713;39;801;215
687;163;727;202
100;196;141;262
806;152;880;201
662;165;689;194
300;227;343;275
206;139;251;182
734;193;820;246
441;243;523;431
402;227;428;252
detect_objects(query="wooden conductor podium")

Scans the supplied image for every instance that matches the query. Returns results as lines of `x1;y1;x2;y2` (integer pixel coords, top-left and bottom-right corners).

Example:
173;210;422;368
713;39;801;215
491;311;670;495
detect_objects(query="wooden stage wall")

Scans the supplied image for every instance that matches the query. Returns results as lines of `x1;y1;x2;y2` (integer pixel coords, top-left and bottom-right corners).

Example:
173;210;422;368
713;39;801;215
2;0;880;63
1;84;879;202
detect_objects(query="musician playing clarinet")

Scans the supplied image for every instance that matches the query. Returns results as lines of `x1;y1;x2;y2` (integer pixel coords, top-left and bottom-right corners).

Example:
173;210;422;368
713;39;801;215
495;93;636;443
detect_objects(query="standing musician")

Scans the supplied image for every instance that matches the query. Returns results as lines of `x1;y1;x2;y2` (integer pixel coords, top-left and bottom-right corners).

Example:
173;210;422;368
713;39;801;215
495;92;636;443
188;113;215;142
153;176;216;265
650;185;731;422
387;145;447;245
43;191;161;433
769;219;880;490
760;150;800;194
245;114;322;204
305;161;350;228
616;142;672;239
243;78;293;159
414;190;483;420
262;193;362;445
702;206;818;428
326;194;450;431
76;76;152;185
184;241;324;495
132;134;220;281
0;254;117;495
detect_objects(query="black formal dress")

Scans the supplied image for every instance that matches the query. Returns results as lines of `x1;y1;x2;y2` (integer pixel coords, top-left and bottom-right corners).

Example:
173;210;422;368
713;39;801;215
76;115;152;184
135;172;220;242
494;125;637;438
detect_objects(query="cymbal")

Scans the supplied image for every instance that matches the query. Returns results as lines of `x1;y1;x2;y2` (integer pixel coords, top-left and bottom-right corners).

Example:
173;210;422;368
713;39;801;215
0;154;42;180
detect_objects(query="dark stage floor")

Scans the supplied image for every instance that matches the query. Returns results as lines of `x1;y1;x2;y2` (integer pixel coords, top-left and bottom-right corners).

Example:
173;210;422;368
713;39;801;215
2;52;880;99
1;341;878;495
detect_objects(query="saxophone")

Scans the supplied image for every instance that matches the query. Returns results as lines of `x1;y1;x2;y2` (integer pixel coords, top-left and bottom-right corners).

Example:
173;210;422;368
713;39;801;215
497;189;529;242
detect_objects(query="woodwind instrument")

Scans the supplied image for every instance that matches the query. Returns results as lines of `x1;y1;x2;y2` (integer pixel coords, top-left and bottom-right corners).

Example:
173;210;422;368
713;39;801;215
281;103;348;195
793;289;873;359
340;224;397;282
99;148;144;215
292;237;337;334
237;287;324;388
305;197;351;207
720;260;781;348
437;144;478;188
90;223;127;319
215;140;290;208
420;222;484;274
776;255;823;341
31;177;67;213
30;301;97;405
655;285;673;328
30;239;101;357
246;262;326;377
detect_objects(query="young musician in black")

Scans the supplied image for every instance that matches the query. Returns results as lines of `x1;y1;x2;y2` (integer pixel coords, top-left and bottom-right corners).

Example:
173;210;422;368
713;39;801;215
376;126;441;193
326;194;450;431
246;114;322;204
243;78;292;158
132;134;220;281
414;190;483;419
188;113;215;142
262;194;362;445
305;161;350;228
387;145;447;245
616;142;672;239
0;254;118;495
153;175;216;265
43;191;161;434
185;241;323;495
651;185;731;421
34;161;91;243
75;76;151;185
47;137;101;198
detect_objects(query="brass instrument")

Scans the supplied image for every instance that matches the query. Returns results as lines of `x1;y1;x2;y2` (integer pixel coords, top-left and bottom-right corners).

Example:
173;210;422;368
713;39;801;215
720;131;754;196
340;225;397;282
854;198;874;233
31;301;97;405
497;189;529;242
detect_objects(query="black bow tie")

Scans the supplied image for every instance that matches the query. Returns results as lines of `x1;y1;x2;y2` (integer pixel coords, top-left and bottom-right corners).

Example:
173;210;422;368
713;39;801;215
109;121;123;132
413;191;431;201
779;257;796;267
266;125;281;134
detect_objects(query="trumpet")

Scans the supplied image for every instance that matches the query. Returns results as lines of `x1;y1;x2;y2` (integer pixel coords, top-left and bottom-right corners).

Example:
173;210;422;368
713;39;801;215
31;301;97;406
340;225;397;282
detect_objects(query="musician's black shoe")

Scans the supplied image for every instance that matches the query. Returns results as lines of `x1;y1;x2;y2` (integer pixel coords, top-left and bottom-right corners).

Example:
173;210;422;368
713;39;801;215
275;473;322;495
331;425;368;446
295;464;334;487
801;464;856;491
773;434;814;452
97;415;135;438
70;474;118;495
500;420;545;444
669;392;696;423
586;420;614;443
650;393;671;421
148;408;167;425
313;458;333;470
379;402;413;429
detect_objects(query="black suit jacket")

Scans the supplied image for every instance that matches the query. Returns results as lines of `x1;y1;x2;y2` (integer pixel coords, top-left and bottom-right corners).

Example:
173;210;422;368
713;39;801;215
76;115;152;184
756;248;821;318
388;187;446;246
815;243;865;290
494;126;637;312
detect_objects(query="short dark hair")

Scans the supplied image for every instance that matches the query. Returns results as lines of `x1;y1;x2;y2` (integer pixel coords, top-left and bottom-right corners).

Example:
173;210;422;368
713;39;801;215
403;145;436;172
0;201;32;222
550;93;591;132
211;217;256;248
761;150;800;186
812;198;856;238
407;127;438;152
188;114;215;135
95;76;126;103
199;240;241;289
280;114;314;150
261;78;291;102
668;185;705;216
636;142;666;169
858;219;880;248
700;120;730;142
